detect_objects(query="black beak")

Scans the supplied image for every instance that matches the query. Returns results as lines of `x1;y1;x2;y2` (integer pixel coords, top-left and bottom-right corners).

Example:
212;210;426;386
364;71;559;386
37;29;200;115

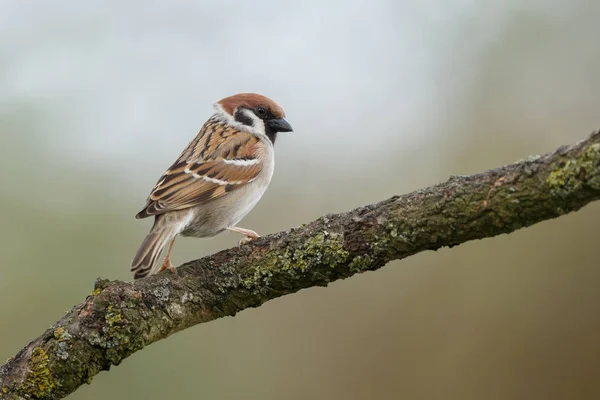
268;118;293;133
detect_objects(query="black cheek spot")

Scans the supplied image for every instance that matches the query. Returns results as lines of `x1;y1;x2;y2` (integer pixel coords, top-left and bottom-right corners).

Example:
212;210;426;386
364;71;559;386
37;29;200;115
234;109;253;126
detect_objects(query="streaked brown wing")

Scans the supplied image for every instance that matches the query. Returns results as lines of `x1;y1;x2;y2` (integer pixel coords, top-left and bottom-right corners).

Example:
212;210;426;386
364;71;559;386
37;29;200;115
135;119;264;219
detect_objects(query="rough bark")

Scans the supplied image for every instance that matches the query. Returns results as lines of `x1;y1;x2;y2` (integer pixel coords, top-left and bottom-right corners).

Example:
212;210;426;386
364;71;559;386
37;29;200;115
1;131;600;399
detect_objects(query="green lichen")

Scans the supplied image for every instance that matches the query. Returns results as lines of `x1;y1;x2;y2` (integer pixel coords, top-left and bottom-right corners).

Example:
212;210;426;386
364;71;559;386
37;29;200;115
53;327;71;341
547;143;600;194
53;327;65;339
87;304;145;367
53;326;73;361
105;305;123;327
243;232;349;289
348;255;375;273
91;288;102;296
371;219;415;261
20;347;55;398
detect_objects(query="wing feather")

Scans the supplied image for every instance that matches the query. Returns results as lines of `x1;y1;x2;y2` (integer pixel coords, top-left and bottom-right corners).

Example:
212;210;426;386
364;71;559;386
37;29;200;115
135;118;266;219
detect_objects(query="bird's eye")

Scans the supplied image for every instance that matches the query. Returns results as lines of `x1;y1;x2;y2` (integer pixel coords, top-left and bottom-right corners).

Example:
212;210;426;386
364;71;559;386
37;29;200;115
255;106;267;117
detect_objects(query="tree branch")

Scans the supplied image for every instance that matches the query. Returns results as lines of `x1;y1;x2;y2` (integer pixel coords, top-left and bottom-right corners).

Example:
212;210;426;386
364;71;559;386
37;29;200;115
2;131;600;399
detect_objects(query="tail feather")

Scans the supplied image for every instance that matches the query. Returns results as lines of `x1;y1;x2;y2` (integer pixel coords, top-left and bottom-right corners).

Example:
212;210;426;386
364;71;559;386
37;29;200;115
131;218;176;280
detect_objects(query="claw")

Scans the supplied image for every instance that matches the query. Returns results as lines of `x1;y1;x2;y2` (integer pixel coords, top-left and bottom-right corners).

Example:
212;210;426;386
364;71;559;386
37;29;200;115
228;226;260;247
159;258;177;274
238;236;256;246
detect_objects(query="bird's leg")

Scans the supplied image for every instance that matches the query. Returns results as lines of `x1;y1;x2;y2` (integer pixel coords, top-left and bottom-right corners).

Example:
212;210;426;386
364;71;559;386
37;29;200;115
158;237;177;273
227;226;260;246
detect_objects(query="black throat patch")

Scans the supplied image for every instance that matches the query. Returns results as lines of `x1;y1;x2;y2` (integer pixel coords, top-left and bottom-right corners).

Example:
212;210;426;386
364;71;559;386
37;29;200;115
264;126;277;145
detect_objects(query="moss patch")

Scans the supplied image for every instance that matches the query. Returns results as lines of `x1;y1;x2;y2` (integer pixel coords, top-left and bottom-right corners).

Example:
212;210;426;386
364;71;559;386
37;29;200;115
105;305;123;327
20;347;55;398
348;254;375;273
547;143;600;195
84;304;145;367
243;232;349;289
52;326;74;362
53;327;71;341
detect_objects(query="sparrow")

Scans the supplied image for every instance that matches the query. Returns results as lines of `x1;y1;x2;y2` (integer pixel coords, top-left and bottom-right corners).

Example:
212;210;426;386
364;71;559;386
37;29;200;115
131;93;293;280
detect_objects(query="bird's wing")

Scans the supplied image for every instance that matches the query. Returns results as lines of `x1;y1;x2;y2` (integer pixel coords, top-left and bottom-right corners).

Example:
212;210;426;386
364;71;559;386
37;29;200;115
135;118;266;219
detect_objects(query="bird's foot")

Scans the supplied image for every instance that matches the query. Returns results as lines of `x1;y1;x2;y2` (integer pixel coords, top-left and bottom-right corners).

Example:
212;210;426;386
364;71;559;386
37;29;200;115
227;226;260;246
238;236;257;246
158;258;177;274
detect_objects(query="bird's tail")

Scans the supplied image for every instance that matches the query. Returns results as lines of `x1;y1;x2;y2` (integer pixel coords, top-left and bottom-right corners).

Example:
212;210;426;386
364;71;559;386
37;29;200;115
131;216;177;280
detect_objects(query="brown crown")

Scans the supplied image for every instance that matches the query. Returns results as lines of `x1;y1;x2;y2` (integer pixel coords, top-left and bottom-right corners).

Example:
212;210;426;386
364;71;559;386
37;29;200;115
217;93;286;119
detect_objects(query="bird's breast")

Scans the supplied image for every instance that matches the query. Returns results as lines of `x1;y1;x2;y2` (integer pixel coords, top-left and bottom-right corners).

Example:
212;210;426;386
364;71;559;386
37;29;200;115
181;148;275;238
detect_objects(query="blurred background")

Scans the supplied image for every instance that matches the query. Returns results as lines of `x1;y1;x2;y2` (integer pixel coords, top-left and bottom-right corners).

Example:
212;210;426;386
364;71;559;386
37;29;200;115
1;1;600;399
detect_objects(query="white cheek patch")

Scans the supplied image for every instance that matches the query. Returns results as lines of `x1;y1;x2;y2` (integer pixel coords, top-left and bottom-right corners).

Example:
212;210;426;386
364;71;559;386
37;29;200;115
240;108;266;136
213;104;267;138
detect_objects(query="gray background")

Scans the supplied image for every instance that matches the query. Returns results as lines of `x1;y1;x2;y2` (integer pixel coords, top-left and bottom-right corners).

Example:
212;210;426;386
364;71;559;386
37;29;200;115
1;1;600;399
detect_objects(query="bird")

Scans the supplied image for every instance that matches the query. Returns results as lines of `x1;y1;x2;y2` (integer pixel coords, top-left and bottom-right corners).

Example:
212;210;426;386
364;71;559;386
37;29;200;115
130;93;293;280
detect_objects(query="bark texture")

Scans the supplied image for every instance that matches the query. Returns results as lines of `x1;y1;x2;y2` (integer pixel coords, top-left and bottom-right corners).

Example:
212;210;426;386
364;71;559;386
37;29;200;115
1;131;600;399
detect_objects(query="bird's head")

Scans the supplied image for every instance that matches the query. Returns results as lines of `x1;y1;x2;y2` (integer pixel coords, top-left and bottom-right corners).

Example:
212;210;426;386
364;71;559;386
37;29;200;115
214;93;293;144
